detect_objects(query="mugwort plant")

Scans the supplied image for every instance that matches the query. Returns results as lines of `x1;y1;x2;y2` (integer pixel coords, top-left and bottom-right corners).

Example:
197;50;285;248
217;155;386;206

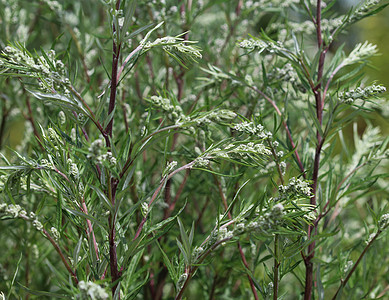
0;0;388;299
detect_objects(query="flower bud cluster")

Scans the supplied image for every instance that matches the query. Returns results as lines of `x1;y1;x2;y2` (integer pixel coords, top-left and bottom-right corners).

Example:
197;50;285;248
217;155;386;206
149;95;187;124
379;213;389;230
176;273;188;291
2;45;70;96
343;42;378;66
47;127;61;145
0;203;43;232
229;142;272;157
343;260;353;274
283;18;343;37
193;110;237;126
40;158;55;170
67;159;79;178
239;38;285;55
78;280;108;300
42;0;62;12
191;246;204;261
278;177;312;197
339;84;386;104
350;0;380;22
163;161;177;177
239;39;268;51
58;111;66;125
142;36;202;62
233;121;272;140
141;202;149;217
248;203;286;233
87;139;117;167
50;227;60;241
243;0;299;10
99;151;117;166
233;121;263;135
144;1;183;22
87;139;103;159
193;157;210;168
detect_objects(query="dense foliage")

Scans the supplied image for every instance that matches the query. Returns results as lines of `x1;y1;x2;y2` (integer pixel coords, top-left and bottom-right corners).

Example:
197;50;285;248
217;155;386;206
0;0;388;299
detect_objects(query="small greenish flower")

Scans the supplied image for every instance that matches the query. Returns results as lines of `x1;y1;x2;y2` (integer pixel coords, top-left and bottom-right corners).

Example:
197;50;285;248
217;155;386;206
7;204;22;218
339;84;386;104
194;157;210;168
176;273;188;291
379;213;389;230
70;163;79;178
192;246;204;260
78;280;108;300
50;227;60;241
350;0;381;22
233;121;264;135
58;111;66;125
343;42;378;66
163;161;177;177
48;128;60;143
271;203;284;219
32;219;43;231
87;139;103;159
234;223;246;235
279;177;312;197
141;202;149;217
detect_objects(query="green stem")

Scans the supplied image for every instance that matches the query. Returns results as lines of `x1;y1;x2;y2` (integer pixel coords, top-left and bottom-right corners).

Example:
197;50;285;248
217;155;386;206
273;234;279;300
331;230;382;299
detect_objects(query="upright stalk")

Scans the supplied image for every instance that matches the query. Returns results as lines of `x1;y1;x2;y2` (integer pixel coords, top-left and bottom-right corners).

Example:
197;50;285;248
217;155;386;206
106;0;122;138
273;234;279;300
268;140;285;300
304;0;327;298
107;1;122;297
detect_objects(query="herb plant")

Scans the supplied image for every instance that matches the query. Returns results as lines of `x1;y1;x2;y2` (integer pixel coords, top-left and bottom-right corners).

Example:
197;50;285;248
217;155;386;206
0;0;388;299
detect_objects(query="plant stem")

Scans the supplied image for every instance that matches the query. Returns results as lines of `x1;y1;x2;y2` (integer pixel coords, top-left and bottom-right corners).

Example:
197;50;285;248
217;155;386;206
304;0;327;298
81;199;99;261
238;242;259;300
273;234;279;300
24;97;44;151
106;2;122;297
0;100;9;150
41;228;78;284
108;175;120;295
331;230;382;299
106;0;122;138
268;140;284;300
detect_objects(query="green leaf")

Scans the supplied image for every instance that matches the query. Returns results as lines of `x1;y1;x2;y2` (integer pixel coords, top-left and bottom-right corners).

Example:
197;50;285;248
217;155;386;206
122;272;149;300
27;89;90;118
90;185;113;212
123;248;145;287
62;207;104;226
18;284;68;298
56;191;63;229
119;0;137;43
73;236;83;269
156;241;178;283
7;253;22;299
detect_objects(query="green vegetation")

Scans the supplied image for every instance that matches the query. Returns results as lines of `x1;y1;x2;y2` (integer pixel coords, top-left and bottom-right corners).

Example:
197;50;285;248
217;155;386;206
0;0;388;299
